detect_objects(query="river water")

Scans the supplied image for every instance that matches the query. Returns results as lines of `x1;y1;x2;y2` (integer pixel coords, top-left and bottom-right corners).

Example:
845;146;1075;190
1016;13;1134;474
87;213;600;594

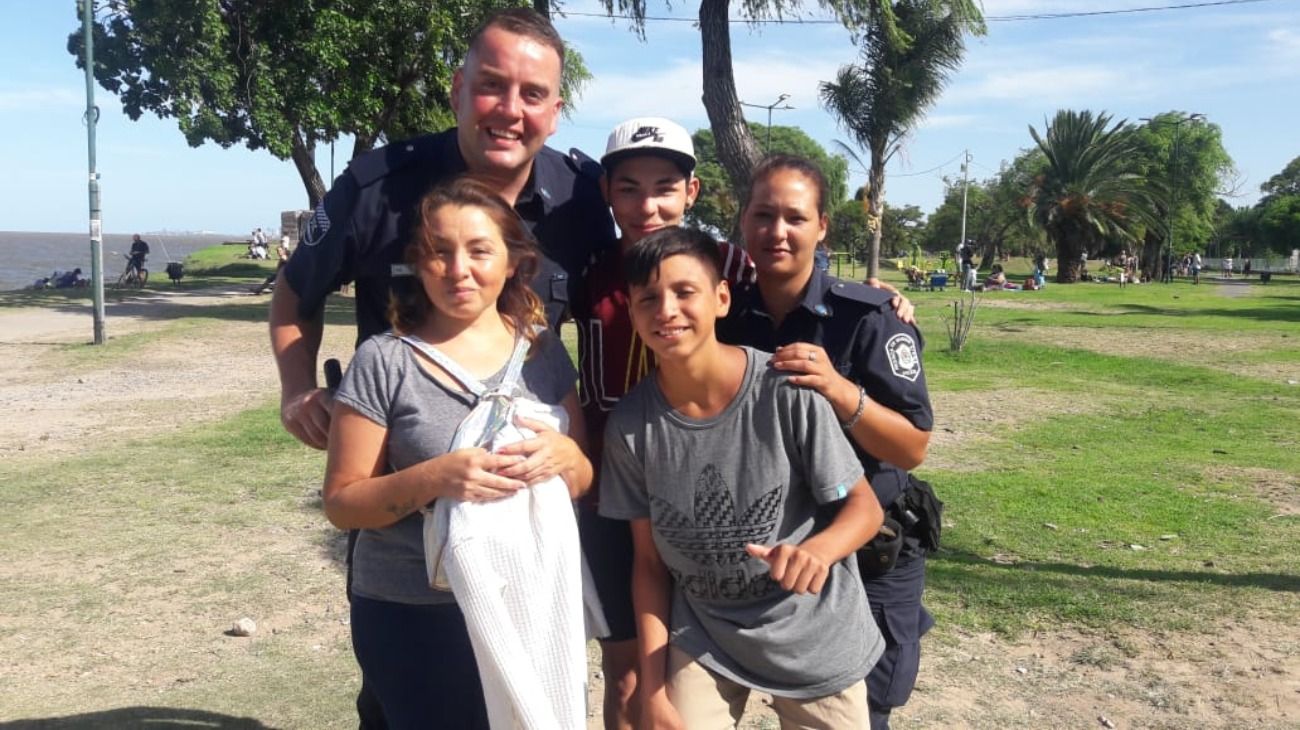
0;231;239;291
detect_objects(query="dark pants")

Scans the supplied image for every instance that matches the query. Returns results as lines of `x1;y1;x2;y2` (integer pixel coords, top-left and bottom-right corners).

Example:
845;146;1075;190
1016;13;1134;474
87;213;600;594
350;595;489;730
577;505;637;642
864;549;933;728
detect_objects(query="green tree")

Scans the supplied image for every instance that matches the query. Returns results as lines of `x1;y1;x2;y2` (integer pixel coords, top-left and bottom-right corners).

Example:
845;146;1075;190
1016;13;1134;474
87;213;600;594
1260;155;1300;204
1025;110;1161;283
70;0;590;208
820;0;982;278
1131;114;1234;278
829;198;871;261
923;149;1046;268
1258;195;1300;255
602;0;982;230
879;202;926;258
688;124;848;236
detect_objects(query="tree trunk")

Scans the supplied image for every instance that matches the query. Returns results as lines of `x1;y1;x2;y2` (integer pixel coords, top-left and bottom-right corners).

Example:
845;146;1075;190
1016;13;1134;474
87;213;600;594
866;140;886;280
533;0;550;19
699;0;760;240
290;131;326;209
1054;225;1084;283
1140;230;1161;281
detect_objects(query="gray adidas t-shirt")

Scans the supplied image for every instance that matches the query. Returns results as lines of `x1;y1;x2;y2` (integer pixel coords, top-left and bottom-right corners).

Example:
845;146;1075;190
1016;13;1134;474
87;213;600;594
334;330;577;605
599;346;882;698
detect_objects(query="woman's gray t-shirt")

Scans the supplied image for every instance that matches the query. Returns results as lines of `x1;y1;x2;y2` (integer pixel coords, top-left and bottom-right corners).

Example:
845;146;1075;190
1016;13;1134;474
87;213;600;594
334;329;577;605
599;346;882;698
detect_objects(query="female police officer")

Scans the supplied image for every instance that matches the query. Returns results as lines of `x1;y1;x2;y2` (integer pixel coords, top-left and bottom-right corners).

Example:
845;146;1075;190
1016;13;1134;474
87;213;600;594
717;154;938;730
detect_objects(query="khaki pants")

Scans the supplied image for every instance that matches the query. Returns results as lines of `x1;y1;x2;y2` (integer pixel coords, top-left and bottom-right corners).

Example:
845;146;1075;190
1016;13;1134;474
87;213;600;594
667;646;868;729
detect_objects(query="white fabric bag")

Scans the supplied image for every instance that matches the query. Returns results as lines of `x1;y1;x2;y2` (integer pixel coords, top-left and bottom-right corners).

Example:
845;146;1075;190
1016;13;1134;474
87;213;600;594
401;334;588;730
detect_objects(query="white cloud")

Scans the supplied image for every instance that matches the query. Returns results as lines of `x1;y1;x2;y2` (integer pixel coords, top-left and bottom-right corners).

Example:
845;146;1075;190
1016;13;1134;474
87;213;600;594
1267;27;1300;60
947;64;1142;108
917;113;980;130
572;48;849;127
0;87;82;111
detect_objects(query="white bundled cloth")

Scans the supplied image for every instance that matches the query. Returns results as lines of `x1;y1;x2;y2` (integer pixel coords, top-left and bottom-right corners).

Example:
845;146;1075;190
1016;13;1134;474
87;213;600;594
401;334;594;730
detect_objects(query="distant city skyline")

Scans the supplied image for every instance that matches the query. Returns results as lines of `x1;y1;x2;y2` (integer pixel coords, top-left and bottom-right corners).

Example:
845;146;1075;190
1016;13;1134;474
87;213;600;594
2;0;1297;235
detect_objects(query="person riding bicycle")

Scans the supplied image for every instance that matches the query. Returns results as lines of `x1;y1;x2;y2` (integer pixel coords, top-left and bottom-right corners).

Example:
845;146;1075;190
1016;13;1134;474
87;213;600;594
129;234;150;273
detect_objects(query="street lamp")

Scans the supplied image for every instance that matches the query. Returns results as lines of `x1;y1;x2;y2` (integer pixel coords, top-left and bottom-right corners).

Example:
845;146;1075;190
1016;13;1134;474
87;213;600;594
1141;112;1205;283
740;93;794;153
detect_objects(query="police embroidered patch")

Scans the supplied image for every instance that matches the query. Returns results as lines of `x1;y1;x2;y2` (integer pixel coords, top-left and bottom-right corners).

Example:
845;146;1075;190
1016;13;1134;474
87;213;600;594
885;333;921;381
302;202;331;247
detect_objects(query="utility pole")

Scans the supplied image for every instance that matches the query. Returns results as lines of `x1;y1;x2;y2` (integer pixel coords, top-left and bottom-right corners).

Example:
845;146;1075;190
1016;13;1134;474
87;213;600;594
81;0;106;344
959;149;971;248
739;94;794;153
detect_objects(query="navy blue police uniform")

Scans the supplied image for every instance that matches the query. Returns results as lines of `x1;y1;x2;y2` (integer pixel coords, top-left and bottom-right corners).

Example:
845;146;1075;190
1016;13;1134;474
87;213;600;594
282;128;614;730
717;268;936;730
283;127;614;343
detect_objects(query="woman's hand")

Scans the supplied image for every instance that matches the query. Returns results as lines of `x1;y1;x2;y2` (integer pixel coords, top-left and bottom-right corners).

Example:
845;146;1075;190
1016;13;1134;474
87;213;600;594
495;415;587;490
433;447;526;503
770;342;859;418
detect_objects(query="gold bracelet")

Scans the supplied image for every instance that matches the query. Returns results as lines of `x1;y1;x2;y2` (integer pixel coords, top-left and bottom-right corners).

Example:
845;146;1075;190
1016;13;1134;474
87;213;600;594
842;385;867;430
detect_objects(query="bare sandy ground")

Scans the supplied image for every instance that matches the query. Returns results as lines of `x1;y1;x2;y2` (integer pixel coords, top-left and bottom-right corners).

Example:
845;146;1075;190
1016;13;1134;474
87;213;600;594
2;286;1297;729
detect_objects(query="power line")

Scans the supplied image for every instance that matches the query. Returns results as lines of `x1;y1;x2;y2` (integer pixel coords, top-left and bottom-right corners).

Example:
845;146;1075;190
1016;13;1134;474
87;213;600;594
843;150;967;178
559;0;1285;25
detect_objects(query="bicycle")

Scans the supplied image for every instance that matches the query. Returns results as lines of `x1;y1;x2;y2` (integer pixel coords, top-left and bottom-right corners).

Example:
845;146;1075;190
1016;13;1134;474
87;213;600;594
116;254;149;288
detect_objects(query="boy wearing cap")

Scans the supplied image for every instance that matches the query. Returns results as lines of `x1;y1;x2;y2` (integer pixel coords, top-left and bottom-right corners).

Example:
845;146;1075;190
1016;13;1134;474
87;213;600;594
573;116;702;729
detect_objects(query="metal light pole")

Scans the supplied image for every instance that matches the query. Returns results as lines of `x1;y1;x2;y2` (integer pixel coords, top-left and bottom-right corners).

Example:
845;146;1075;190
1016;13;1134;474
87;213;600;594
739;93;794;153
959;149;971;249
1141;112;1204;283
81;0;106;343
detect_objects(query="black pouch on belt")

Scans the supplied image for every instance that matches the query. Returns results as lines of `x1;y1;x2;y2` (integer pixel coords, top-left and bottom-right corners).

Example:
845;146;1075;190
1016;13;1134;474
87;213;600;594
856;517;904;579
897;475;944;552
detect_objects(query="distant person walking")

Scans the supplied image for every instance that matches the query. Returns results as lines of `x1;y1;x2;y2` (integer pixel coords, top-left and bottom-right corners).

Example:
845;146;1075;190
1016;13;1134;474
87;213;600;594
1192;252;1202;284
1223;256;1233;279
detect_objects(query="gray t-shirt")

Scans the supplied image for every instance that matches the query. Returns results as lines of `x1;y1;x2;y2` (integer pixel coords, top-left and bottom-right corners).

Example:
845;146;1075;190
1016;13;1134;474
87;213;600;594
334;329;577;605
599;347;882;698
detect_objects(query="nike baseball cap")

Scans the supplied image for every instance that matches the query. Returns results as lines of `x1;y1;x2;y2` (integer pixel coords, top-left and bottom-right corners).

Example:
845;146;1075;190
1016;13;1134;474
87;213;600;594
601;117;696;176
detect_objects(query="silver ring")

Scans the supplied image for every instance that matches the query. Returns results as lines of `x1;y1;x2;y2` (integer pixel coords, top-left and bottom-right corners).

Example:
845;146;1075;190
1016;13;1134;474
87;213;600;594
807;351;817;362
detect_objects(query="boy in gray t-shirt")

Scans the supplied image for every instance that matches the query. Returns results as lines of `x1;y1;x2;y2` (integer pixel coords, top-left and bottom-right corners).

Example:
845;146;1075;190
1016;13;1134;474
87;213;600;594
599;227;885;728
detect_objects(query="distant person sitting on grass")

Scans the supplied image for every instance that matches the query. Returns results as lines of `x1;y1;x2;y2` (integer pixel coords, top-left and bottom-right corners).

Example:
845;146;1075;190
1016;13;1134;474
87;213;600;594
985;263;1019;290
599;227;885;728
54;268;86;288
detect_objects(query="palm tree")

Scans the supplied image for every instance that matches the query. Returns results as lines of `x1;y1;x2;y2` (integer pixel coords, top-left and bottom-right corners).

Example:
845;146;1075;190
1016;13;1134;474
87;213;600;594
820;0;979;279
1026;110;1162;283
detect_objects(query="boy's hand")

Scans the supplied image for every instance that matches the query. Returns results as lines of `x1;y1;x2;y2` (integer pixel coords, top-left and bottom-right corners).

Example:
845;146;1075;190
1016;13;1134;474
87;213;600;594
746;543;831;595
641;693;685;730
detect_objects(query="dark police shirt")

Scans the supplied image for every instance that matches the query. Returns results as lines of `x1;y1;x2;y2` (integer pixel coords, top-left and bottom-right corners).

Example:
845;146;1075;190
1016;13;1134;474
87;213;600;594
717;268;933;507
283;128;614;346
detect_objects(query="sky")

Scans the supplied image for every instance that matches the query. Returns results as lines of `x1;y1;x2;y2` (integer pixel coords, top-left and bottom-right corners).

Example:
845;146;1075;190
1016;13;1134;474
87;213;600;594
1;0;1298;236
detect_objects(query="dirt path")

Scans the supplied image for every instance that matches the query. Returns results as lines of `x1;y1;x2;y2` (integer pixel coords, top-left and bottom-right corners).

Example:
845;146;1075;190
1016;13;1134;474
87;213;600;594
2;289;1297;729
0;286;354;460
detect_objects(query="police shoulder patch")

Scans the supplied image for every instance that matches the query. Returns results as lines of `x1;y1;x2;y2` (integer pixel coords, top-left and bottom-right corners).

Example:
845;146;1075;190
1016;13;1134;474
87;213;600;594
301;201;331;247
885;332;921;382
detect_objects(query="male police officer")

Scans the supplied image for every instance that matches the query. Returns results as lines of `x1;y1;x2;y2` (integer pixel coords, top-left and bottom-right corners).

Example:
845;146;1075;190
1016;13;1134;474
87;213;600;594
269;9;612;728
270;8;611;448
